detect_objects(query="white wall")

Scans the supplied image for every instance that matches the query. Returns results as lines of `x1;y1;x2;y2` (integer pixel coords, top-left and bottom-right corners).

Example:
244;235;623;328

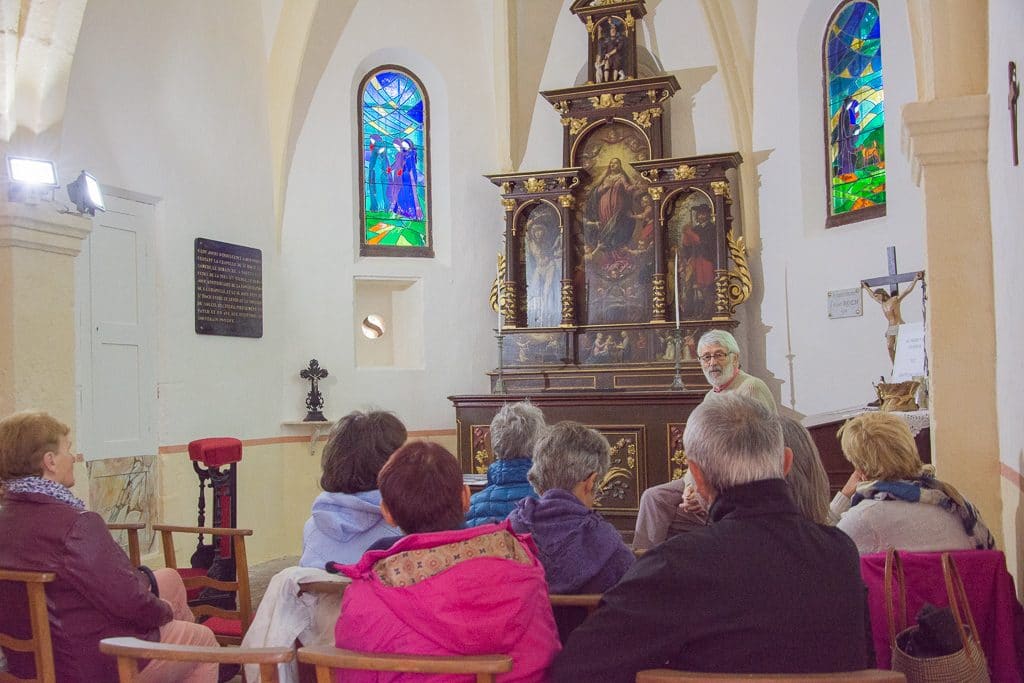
61;0;282;444
752;0;925;414
279;0;503;430
989;0;1024;474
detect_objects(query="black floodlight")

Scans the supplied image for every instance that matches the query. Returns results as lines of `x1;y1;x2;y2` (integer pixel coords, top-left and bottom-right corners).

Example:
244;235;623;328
67;170;105;215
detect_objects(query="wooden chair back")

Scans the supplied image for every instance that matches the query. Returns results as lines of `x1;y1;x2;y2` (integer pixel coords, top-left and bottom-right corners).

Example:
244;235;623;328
0;569;56;683
297;646;513;683
99;637;293;683
635;670;907;682
151;524;253;645
107;522;145;566
548;593;602;615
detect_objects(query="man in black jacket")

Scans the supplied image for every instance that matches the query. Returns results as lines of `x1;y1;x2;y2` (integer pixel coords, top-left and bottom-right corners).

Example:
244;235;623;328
551;394;871;682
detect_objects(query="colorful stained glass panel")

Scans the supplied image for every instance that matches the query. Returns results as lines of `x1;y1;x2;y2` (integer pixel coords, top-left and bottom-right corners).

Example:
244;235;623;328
359;68;431;255
825;1;885;220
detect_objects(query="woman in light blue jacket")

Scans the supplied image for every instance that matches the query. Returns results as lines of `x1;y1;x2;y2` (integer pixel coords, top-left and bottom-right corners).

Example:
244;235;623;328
300;410;406;568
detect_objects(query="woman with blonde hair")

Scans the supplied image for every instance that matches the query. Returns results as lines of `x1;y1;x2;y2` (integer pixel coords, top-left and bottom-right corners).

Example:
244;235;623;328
830;411;994;554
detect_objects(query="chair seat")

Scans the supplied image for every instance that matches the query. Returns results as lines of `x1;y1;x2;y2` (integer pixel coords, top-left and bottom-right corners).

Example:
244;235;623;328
201;616;242;638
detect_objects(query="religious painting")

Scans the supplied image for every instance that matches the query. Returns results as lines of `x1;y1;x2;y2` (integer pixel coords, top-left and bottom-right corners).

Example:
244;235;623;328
358;66;433;256
665;190;718;320
655;327;698;362
823;0;886;226
594;15;629;84
580;328;650;365
572;121;653;325
503;331;567;366
592;428;643;512
518;201;563;328
87;455;158;555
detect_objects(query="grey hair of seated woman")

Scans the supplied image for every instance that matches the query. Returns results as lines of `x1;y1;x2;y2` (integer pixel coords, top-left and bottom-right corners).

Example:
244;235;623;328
489;401;546;460
780;416;832;525
528;421;610;494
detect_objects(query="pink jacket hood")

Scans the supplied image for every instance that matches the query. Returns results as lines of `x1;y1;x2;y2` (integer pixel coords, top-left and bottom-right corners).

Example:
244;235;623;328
334;521;560;682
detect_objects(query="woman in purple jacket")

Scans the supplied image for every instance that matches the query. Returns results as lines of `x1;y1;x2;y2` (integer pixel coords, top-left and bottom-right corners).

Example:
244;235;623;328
0;411;217;682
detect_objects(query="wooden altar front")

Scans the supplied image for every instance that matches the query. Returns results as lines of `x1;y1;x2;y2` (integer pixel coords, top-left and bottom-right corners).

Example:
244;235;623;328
450;391;704;531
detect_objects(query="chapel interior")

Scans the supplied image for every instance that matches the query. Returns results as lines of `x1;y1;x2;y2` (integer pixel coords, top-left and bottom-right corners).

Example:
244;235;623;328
0;0;1021;599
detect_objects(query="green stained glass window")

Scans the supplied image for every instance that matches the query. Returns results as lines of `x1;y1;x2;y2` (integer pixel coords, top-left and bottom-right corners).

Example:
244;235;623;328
824;0;886;227
358;66;432;257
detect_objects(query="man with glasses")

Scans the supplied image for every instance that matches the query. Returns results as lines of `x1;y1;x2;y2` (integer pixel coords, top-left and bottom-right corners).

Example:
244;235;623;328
633;329;776;550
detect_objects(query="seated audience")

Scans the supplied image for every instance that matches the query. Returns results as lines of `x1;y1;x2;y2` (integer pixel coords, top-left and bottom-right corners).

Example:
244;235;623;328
665;414;836;534
0;411;217;683
332;441;560;682
300;410;405;568
551;395;870;682
465;401;544;527
507;421;634;594
831;411;994;554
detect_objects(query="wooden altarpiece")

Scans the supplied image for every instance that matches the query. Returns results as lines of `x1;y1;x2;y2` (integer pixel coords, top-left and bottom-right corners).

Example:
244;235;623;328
451;0;753;530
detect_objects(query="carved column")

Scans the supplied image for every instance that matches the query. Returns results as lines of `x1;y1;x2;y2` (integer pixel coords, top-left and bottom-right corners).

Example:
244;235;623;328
648;185;666;322
710;180;732;320
501;198;519;328
557;194;576;327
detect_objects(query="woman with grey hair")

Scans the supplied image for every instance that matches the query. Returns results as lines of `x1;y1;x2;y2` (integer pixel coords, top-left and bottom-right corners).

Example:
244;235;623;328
465;401;545;526
507;421;634;596
780;417;833;525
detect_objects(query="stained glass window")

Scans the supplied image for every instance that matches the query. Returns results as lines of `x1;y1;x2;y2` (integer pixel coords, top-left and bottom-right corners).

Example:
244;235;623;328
358;67;432;256
824;0;886;227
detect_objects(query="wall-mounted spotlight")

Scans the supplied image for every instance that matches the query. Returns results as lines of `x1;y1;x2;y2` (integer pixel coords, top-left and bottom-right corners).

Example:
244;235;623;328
67;170;104;215
5;155;58;203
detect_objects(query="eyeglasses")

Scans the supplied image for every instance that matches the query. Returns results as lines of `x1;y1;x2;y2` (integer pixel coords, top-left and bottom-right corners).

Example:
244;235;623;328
698;351;731;364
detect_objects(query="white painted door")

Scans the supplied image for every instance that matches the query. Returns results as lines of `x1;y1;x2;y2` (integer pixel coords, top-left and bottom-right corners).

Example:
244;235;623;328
75;194;157;460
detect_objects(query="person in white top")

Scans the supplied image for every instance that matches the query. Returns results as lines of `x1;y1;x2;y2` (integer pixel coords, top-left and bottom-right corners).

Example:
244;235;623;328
830;411;994;554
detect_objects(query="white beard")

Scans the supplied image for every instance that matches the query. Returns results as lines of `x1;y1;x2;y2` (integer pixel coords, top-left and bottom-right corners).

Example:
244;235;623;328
703;357;737;389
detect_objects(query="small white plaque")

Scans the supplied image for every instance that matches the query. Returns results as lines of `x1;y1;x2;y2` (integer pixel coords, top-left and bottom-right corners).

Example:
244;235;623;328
891;322;926;382
828;288;863;319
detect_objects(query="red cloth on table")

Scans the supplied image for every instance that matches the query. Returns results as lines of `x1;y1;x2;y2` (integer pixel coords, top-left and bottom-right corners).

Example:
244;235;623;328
187;438;242;467
860;550;1024;682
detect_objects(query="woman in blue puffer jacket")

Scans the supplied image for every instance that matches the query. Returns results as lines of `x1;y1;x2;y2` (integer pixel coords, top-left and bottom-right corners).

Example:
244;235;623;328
465;401;545;526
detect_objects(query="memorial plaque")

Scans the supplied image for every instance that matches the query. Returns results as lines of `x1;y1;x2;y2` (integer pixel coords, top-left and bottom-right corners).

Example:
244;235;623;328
827;287;863;319
194;238;263;338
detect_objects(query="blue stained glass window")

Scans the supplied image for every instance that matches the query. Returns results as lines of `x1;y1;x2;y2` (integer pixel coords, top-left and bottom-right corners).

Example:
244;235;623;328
359;67;432;256
824;0;886;226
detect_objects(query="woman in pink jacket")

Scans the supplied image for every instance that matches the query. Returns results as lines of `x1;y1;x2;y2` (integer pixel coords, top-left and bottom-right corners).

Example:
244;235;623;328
332;441;560;682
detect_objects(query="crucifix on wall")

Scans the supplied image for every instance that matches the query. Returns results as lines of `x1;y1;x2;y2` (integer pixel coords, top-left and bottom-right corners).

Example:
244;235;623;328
860;246;925;365
1009;61;1019;166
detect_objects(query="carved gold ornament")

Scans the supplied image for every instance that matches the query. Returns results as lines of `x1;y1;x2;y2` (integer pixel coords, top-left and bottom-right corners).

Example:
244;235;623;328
632;107;662;129
647;186;664;201
561;116;588;136
501;198;516;212
586;15;595;34
595;436;637;507
624;10;635;30
721;231;752;315
673;164;697;180
651;273;666;320
558;194;575;208
503;286;518;327
711;180;731;199
524;177;547;193
560;280;575;323
589;93;625;109
490;253;507;314
670;446;688;481
553;100;571;115
500;181;512;195
640;169;660;183
474;448;491;474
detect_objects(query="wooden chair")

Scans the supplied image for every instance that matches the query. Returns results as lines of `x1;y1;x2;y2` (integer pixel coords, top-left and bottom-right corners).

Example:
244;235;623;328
107;522;146;566
0;569;56;683
297;646;512;683
635;670;906;682
549;593;602;615
99;637;293;683
151;524;253;645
